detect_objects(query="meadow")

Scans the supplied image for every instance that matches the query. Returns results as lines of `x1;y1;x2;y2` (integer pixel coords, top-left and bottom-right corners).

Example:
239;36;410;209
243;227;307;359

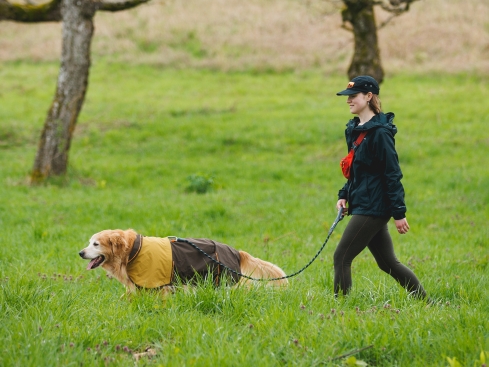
0;59;488;366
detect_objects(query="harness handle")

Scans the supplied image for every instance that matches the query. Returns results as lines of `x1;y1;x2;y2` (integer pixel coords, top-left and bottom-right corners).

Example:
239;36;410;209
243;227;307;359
170;207;344;282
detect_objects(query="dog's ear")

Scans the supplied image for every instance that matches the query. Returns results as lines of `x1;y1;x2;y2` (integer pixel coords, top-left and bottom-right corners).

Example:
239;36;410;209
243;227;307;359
108;231;131;255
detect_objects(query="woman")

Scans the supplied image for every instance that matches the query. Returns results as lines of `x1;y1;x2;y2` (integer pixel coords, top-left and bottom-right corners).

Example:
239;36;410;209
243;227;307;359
334;75;426;298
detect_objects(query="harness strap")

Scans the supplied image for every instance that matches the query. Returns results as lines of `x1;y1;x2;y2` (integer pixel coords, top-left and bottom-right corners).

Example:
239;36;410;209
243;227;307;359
128;234;142;263
215;251;220;286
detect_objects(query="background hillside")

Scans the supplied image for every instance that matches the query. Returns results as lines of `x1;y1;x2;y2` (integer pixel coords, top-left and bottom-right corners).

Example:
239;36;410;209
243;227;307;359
1;0;488;75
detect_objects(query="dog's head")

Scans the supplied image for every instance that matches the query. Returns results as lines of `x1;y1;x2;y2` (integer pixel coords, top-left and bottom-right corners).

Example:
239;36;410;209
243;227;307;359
79;229;137;271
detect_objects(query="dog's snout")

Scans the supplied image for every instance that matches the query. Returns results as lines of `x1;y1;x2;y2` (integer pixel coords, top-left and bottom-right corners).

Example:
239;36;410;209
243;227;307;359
79;250;85;258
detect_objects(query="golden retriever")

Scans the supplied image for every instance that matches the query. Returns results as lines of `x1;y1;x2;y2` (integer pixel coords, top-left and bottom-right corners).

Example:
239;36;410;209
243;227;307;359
79;229;288;295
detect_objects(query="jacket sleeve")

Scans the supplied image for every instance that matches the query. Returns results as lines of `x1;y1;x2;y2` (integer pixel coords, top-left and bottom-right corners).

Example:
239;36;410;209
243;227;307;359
338;182;349;200
375;128;407;220
338;128;350;200
338;128;351;200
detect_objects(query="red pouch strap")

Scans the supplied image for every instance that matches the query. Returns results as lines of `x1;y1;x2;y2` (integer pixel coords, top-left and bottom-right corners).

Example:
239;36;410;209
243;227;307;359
352;131;368;148
340;131;367;179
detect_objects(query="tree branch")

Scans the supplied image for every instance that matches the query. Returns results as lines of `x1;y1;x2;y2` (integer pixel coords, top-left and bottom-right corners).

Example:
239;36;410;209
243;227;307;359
373;0;418;15
372;0;419;29
0;0;151;22
97;0;151;12
378;12;399;29
0;0;61;22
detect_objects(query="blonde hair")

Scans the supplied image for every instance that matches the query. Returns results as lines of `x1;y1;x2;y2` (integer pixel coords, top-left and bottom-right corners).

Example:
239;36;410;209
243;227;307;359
369;94;382;114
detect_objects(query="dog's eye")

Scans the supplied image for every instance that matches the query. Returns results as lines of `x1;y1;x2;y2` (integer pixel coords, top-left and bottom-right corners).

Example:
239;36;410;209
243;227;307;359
94;242;99;247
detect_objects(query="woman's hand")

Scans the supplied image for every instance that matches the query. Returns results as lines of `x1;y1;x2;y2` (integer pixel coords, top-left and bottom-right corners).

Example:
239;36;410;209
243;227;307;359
395;218;410;234
336;199;348;217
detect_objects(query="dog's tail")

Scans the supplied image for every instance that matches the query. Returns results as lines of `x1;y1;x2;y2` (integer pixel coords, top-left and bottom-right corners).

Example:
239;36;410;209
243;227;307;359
238;251;288;287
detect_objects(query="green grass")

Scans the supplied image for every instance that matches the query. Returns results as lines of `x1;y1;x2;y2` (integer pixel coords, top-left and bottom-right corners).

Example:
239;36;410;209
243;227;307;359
0;61;488;366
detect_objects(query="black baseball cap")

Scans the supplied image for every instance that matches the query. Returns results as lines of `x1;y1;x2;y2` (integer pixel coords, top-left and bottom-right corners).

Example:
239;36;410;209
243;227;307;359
336;75;380;96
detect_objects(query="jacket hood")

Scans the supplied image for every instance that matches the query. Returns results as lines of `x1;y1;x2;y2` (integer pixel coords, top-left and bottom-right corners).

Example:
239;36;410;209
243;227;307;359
346;112;397;137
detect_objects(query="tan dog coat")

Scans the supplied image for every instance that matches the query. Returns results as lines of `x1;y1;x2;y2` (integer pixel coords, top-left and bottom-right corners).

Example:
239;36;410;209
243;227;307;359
126;236;241;288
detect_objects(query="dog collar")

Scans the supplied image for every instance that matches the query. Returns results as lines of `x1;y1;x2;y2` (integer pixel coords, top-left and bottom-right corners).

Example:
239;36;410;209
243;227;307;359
128;234;142;263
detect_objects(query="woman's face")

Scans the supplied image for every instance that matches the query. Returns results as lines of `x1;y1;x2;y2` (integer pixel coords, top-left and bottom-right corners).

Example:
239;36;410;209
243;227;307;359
346;92;371;115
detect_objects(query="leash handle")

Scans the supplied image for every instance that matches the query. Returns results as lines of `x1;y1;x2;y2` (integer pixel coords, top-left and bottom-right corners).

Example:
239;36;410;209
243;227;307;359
335;206;345;224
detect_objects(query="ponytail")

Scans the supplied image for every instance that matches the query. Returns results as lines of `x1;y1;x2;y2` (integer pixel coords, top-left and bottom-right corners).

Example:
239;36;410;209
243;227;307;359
369;94;382;114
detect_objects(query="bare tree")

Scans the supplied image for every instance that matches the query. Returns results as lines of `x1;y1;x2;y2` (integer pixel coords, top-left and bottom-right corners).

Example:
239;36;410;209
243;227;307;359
341;0;418;83
1;0;150;183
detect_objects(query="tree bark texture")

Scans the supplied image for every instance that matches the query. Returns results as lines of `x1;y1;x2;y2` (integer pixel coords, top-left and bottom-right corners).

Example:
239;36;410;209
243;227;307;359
31;0;96;183
342;0;384;83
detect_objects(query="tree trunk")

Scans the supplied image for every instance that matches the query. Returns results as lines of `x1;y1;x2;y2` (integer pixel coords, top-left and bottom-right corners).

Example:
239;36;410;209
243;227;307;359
30;0;96;183
342;0;384;83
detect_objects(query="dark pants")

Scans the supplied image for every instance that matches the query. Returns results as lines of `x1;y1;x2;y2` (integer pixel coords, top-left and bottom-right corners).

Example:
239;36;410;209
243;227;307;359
333;215;426;298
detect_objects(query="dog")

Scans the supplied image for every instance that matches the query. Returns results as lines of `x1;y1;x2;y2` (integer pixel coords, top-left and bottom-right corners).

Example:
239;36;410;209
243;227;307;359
79;229;288;295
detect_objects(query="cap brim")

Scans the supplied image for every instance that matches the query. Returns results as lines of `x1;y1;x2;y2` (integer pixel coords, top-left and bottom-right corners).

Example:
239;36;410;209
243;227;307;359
336;89;362;96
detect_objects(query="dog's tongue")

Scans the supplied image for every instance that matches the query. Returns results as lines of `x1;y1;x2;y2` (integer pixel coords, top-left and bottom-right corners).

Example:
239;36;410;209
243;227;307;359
87;256;103;270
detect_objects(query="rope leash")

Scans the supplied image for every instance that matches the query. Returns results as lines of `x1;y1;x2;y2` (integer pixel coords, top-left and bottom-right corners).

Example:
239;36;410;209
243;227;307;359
170;207;345;282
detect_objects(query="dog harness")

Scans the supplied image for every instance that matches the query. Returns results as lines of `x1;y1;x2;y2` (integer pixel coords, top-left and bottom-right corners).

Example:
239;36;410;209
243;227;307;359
127;235;242;289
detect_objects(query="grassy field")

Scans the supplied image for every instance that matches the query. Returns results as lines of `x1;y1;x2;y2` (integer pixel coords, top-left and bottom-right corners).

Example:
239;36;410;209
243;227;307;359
0;61;488;366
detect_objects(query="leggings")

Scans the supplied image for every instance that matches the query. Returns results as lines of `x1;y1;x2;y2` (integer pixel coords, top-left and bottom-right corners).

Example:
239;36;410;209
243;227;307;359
333;215;426;298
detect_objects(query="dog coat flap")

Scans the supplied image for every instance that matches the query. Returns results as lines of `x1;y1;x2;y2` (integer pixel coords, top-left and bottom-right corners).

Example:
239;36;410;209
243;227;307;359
126;236;173;288
171;238;241;284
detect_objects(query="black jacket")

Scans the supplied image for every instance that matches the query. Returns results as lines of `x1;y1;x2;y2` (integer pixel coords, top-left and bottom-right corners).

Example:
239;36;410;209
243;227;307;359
338;112;407;220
